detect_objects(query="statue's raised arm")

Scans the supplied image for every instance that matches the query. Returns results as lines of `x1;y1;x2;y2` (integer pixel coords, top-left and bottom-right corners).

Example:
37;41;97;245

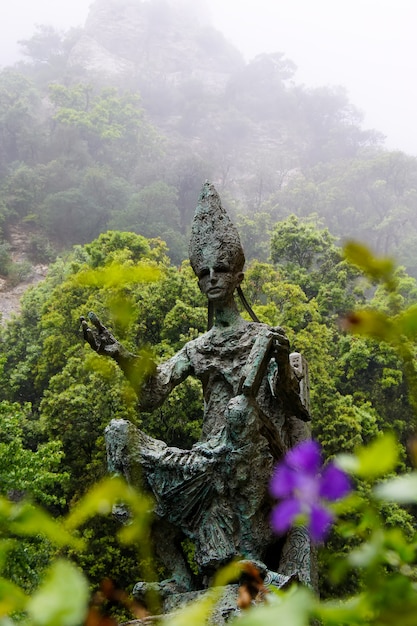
80;311;147;392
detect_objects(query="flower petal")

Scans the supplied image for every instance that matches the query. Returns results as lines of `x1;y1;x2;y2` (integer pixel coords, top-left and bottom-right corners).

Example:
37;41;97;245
309;504;334;542
271;498;301;535
286;440;322;475
319;464;351;501
270;464;298;498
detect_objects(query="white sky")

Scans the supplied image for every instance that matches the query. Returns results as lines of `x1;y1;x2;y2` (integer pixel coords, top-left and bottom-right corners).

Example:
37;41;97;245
1;0;416;155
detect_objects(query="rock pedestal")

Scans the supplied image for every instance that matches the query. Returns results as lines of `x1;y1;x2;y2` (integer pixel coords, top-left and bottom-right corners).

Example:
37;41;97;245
124;585;243;625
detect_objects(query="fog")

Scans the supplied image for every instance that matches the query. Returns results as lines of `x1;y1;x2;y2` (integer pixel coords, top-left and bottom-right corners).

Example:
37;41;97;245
1;0;416;155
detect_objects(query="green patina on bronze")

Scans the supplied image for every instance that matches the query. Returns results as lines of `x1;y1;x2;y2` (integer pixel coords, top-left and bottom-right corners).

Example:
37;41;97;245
81;182;316;599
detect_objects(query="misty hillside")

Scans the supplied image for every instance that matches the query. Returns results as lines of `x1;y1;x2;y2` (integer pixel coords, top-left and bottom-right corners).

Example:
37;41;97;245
1;0;417;283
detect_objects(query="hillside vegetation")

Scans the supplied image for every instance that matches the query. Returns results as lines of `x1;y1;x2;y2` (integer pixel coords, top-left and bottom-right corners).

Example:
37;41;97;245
1;0;416;281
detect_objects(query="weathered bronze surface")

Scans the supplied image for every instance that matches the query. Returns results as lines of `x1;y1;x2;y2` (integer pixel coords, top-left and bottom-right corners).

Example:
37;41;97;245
81;182;315;597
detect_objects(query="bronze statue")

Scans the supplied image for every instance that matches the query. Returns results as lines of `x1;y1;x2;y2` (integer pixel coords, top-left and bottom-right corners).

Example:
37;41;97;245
81;182;315;596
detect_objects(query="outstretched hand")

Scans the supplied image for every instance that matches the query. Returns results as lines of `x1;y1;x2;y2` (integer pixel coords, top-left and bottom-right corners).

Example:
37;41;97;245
80;311;122;358
80;312;151;390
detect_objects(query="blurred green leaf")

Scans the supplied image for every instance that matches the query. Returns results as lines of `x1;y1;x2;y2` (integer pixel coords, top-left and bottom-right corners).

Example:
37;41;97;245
342;309;393;342
355;432;399;479
238;586;313;626
374;472;417;503
344;242;395;285
9;503;83;550
336;433;399;480
384;528;416;563
0;578;27;616
164;561;244;626
65;477;152;541
394;305;417;340
65;477;130;528
317;593;373;624
0;499;12;518
86;347;156;392
64;477;156;587
27;560;88;626
330;492;364;516
165;588;223;626
212;561;242;587
107;293;137;330
348;530;385;568
76;261;161;288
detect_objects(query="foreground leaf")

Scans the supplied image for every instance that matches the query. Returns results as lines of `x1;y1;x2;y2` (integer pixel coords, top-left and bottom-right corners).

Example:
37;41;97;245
65;477;152;542
238;586;313;626
9;504;82;550
342;309;393;342
336;433;399;480
355;432;399;479
27;560;89;626
0;578;27;616
374;472;417;503
344;242;395;286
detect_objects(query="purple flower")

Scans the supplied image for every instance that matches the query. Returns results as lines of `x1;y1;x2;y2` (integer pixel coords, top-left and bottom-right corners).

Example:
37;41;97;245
270;440;351;542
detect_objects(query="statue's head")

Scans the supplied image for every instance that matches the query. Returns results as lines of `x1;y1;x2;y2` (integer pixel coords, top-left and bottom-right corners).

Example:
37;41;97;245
189;181;245;279
189;182;259;327
196;263;244;303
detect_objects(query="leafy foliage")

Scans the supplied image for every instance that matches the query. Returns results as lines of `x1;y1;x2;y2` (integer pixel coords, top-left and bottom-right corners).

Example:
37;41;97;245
0;401;67;507
2;5;417;620
0;477;154;624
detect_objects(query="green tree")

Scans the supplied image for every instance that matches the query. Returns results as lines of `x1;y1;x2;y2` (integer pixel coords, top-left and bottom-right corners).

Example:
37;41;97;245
225;52;297;121
0;232;204;508
0;70;42;170
268;151;417;277
19;24;80;67
242;218;415;466
0;400;67;507
236;212;273;262
270;214;362;316
108;181;186;264
295;84;380;163
49;84;162;178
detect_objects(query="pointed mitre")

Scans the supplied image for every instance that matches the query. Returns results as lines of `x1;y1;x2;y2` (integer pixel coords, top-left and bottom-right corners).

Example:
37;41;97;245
189;181;245;276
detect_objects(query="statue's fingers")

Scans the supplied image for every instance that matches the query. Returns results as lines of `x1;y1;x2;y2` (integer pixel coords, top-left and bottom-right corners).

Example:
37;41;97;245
273;339;290;360
88;311;106;332
80;319;98;349
274;334;289;349
80;318;89;339
86;327;100;351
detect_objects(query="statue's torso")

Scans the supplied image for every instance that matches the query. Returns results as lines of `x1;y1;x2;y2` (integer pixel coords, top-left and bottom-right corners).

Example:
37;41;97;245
185;320;287;449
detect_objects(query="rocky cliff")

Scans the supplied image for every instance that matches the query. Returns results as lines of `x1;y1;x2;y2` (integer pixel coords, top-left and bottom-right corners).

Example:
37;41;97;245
68;0;244;93
0;227;48;323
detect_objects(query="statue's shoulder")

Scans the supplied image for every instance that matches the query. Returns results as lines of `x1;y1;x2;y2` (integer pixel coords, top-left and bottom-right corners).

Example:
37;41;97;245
245;321;288;340
182;321;288;355
269;324;288;336
181;330;212;354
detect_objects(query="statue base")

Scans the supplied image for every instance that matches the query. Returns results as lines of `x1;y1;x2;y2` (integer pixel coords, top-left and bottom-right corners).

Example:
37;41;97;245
125;568;302;625
124;585;242;625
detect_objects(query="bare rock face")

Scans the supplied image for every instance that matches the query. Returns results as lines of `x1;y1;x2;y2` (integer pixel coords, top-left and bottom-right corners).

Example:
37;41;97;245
0;226;48;324
68;34;135;79
68;0;244;92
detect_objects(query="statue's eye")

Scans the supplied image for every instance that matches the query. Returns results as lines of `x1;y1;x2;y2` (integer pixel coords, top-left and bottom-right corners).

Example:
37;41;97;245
199;268;209;278
214;265;228;273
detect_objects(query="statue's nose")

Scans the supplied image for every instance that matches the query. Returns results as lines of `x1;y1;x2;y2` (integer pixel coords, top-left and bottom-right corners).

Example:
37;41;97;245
209;269;218;282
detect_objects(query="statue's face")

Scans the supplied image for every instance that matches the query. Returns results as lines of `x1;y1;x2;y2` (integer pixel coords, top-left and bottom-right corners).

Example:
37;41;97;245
198;264;244;302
